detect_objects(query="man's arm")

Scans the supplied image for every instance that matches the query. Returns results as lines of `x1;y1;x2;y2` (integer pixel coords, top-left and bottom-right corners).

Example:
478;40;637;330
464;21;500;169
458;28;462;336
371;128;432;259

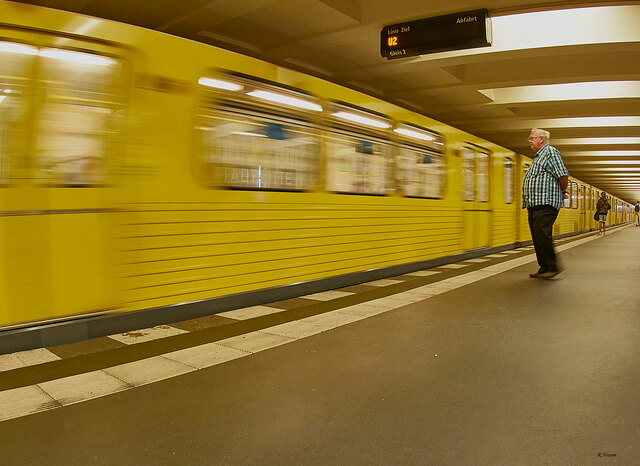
558;175;569;198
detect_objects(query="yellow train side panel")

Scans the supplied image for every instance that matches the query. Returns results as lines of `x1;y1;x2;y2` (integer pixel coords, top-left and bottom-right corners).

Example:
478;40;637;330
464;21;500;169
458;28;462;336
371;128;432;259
49;212;116;318
1;215;53;327
0;218;9;325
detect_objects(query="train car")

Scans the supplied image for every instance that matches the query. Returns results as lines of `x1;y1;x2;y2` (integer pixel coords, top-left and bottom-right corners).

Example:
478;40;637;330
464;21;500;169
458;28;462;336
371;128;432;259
0;1;632;345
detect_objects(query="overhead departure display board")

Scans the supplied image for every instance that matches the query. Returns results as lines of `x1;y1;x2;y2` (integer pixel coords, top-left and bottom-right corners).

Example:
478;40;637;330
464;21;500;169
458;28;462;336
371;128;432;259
381;9;492;60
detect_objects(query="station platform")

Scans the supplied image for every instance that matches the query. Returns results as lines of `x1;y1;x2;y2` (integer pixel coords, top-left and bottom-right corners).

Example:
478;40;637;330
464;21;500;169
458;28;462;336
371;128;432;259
1;225;638;464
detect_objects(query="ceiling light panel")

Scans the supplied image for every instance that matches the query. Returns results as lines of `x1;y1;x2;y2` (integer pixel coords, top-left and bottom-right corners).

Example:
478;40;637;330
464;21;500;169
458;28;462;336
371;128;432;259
469;116;640;131
562;151;640;157
479;81;640;104
412;5;640;62
553;138;640;145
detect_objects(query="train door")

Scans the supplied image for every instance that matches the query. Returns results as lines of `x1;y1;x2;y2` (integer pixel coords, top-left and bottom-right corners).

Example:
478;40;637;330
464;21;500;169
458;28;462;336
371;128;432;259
461;146;491;251
0;36;124;329
33;44;125;324
579;185;586;230
586;187;592;229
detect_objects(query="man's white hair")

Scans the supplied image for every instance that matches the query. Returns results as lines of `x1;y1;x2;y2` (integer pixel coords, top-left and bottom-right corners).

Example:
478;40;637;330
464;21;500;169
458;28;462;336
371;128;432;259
531;128;550;142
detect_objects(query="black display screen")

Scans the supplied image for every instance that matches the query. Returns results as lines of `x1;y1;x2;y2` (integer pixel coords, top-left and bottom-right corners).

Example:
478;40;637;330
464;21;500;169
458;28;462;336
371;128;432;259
381;9;491;59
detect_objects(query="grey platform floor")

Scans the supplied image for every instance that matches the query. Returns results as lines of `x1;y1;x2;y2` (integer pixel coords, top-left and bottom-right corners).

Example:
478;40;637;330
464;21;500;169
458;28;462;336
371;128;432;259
1;226;638;465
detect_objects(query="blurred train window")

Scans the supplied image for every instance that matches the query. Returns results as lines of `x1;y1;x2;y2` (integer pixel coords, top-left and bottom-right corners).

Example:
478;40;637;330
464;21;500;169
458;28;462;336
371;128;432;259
0;41;38;183
36;48;123;186
197;75;320;191
394;123;444;198
461;146;489;202
476;151;489;202
579;185;585;210
462;148;475;201
503;158;514;204
326;104;392;195
563;183;572;209
571;182;578;209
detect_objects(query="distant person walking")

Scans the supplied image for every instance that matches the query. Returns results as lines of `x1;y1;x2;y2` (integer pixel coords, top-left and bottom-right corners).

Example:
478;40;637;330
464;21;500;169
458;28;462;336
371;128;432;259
635;201;640;226
522;128;569;279
596;192;611;235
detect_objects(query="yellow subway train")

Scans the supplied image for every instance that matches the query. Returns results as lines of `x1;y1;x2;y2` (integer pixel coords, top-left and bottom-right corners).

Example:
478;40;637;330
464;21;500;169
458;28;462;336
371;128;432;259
0;2;632;348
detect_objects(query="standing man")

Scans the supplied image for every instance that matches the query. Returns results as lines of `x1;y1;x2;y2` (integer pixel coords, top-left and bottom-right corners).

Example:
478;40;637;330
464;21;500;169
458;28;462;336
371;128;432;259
596;192;611;235
635;200;640;226
522;128;569;279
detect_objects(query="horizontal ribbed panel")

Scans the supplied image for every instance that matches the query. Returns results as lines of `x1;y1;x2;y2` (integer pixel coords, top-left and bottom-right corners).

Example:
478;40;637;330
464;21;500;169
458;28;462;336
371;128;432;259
118;201;462;309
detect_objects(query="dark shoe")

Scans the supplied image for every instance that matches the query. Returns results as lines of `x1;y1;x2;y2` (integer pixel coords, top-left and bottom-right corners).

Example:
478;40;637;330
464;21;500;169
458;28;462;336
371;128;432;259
529;272;542;278
539;270;560;279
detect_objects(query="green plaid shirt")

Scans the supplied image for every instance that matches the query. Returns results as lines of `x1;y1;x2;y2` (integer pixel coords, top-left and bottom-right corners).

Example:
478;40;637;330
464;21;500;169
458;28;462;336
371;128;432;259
522;144;568;210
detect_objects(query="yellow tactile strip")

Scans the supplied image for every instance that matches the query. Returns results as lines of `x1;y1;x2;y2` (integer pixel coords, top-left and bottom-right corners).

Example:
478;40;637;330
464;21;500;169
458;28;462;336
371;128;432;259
0;228;617;421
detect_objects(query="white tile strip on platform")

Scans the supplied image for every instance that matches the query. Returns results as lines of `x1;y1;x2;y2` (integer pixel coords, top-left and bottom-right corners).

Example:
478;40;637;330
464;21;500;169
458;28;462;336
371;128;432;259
303;290;354;301
217;305;286;320
0;348;60;372
216;331;294;353
336;304;393;318
407;270;441;276
363;278;405;287
261;320;330;339
108;325;187;345
164;343;249;369
38;371;130;406
0;386;59;421
300;310;365;328
104;356;196;387
0;231;606;422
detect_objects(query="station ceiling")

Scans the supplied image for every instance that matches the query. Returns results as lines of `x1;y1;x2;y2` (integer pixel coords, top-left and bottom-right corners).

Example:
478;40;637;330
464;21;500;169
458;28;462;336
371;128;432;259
17;0;640;203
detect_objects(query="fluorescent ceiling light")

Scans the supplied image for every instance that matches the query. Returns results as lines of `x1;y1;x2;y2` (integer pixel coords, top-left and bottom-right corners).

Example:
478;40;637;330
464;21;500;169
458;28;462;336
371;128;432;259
470;116;640;131
394;127;435;141
412;5;640;62
198;77;243;91
569;168;640;172
553;138;640;145
479;81;640;104
0;42;37;55
332;111;390;129
562;151;640;157
587;177;639;181
247;90;322;112
566;160;640;165
40;49;115;66
543;117;640;127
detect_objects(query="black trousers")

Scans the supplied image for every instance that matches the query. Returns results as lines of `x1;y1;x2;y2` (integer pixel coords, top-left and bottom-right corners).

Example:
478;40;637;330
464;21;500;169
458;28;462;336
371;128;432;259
527;205;560;273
